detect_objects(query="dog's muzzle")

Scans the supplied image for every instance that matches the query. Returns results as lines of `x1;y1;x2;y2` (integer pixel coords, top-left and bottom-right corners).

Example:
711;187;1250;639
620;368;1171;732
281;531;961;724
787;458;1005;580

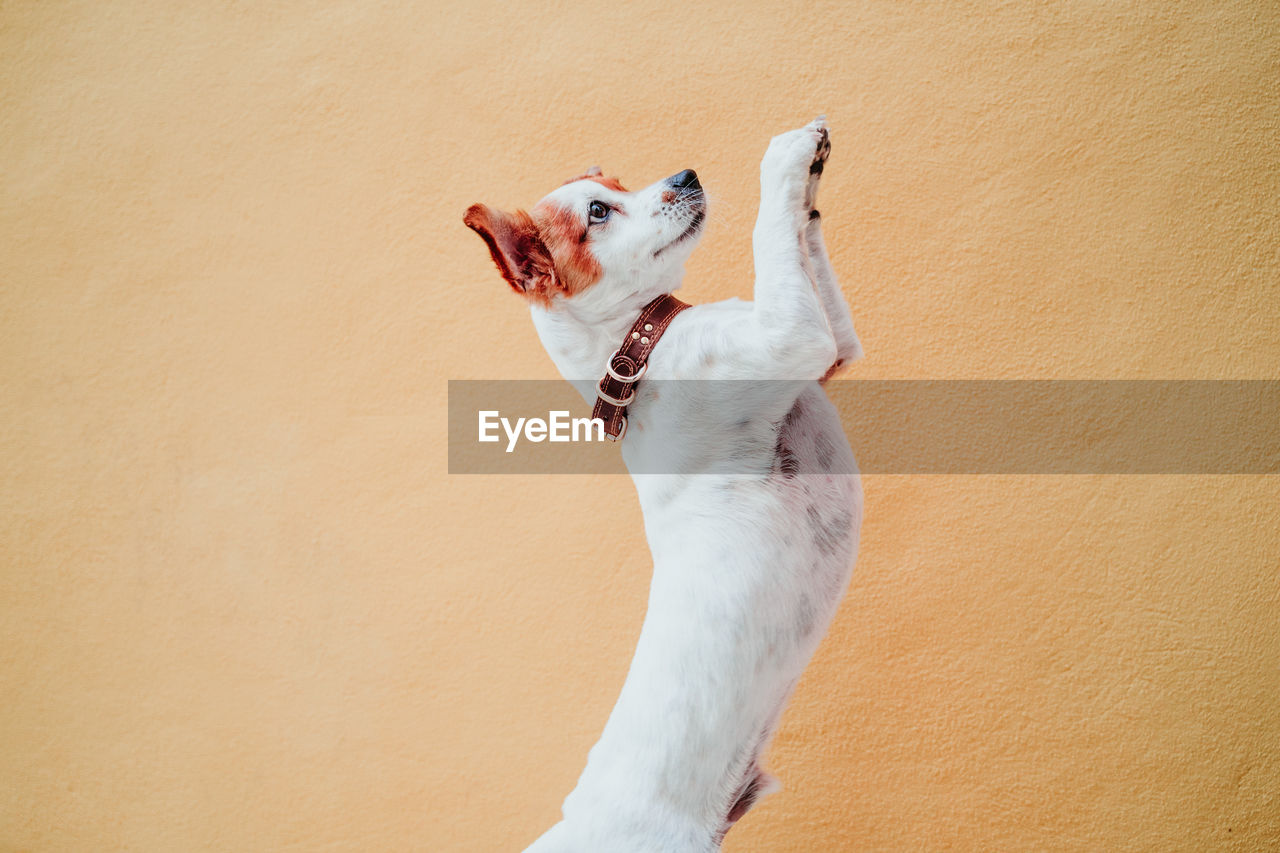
667;169;701;192
654;169;706;257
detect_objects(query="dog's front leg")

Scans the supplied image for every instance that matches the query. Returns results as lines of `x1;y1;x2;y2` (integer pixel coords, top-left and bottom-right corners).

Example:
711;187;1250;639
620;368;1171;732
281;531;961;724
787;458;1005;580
803;131;863;379
749;118;839;380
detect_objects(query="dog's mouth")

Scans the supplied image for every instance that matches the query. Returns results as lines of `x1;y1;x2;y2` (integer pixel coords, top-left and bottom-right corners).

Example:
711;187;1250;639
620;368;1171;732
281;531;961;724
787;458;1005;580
654;202;706;258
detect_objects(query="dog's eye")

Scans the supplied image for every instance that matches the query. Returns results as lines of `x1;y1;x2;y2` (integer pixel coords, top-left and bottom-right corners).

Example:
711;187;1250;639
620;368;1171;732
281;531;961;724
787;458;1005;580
588;201;610;224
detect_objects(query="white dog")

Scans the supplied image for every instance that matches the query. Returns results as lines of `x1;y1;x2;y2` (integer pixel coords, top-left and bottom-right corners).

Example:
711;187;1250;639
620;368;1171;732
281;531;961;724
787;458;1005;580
465;118;863;852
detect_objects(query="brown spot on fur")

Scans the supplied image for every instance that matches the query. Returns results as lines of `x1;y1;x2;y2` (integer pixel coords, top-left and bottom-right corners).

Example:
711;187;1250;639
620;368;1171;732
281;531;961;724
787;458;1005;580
588;174;628;192
531;201;603;297
563;169;628;193
807;503;852;557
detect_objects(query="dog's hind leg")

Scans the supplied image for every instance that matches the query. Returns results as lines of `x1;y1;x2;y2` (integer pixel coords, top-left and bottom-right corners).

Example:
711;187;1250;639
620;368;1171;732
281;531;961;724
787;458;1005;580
802;128;862;380
804;217;863;381
716;767;781;844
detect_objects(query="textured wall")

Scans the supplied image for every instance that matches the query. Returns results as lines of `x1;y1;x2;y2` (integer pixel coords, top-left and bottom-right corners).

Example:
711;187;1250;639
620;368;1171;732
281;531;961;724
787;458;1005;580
2;1;1277;850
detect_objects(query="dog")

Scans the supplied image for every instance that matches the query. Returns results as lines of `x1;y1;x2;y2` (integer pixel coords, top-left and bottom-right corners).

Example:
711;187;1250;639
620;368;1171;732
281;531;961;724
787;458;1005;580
464;118;863;852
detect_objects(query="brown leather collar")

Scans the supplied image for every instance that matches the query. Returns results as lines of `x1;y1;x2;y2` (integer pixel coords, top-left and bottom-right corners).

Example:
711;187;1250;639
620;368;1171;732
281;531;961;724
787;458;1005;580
592;293;691;441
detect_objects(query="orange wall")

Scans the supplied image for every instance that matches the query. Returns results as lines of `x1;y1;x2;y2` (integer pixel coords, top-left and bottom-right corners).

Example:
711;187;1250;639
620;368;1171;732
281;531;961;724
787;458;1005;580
2;2;1277;850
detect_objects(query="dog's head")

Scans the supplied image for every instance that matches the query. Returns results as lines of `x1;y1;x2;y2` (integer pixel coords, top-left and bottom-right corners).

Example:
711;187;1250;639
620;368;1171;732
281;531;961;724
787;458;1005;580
464;167;705;308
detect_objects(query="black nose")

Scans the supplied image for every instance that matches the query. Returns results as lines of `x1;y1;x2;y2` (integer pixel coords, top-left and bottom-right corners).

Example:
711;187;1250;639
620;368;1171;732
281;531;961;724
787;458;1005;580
669;169;700;190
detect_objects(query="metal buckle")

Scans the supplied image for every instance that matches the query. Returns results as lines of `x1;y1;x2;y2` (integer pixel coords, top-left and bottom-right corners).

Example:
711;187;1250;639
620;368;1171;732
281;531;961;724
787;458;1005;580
605;416;627;442
605;349;647;383
596;377;635;407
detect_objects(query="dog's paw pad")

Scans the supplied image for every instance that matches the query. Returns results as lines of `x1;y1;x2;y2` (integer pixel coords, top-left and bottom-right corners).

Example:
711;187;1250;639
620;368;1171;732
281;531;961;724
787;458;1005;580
809;209;821;220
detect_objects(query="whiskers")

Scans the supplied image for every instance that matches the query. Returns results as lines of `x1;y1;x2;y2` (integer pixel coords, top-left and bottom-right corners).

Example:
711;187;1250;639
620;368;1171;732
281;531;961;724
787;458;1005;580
672;189;732;233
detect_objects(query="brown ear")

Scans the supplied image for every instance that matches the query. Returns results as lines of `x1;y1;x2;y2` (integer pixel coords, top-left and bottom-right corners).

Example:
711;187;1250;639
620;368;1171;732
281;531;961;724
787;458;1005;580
463;204;557;301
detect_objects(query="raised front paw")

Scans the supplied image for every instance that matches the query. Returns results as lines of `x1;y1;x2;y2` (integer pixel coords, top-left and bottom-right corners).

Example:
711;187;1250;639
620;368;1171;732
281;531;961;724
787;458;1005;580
806;123;831;212
761;117;831;220
810;123;831;174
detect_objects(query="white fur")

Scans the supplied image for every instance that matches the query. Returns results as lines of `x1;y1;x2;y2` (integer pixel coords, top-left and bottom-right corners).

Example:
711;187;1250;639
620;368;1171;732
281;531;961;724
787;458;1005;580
515;120;863;852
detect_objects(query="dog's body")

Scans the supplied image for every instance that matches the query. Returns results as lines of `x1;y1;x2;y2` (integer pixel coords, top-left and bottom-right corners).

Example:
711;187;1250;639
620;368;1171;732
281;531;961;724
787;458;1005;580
466;119;862;852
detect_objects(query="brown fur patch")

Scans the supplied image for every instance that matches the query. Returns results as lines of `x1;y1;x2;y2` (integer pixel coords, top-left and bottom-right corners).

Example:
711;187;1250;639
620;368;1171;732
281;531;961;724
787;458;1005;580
563;170;628;193
585;174;628;192
531;201;603;297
